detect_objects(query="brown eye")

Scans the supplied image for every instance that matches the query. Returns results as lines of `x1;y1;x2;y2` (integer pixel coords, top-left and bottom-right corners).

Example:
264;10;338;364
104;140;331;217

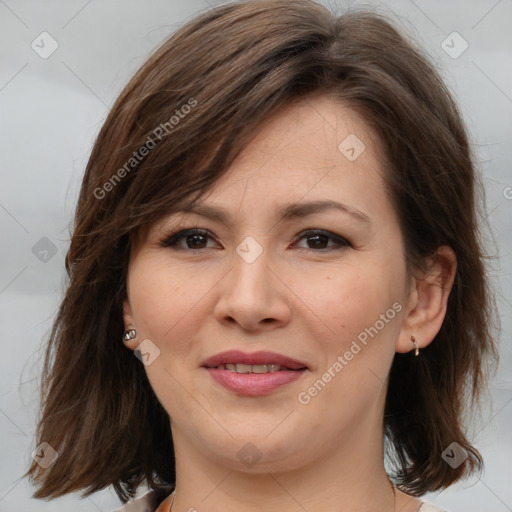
293;230;351;251
161;229;215;250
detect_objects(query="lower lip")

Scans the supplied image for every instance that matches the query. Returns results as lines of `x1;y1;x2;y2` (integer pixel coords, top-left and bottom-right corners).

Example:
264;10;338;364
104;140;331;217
204;368;306;396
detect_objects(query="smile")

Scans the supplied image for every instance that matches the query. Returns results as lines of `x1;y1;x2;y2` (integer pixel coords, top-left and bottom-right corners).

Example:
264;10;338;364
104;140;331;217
212;363;301;373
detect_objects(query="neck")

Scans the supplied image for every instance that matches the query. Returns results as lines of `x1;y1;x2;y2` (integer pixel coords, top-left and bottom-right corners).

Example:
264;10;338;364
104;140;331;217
170;417;398;512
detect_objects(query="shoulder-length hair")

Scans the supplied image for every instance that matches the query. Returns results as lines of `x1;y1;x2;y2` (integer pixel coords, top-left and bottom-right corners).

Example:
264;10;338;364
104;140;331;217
26;0;498;504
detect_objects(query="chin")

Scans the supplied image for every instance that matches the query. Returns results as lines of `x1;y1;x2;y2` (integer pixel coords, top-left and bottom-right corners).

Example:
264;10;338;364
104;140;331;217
203;431;313;473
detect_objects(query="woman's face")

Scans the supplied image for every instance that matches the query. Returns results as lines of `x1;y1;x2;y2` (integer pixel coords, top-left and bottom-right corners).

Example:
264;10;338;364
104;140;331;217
124;94;415;472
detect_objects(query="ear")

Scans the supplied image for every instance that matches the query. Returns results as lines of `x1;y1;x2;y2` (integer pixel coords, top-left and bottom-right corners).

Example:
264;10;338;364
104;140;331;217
396;246;457;354
122;297;138;350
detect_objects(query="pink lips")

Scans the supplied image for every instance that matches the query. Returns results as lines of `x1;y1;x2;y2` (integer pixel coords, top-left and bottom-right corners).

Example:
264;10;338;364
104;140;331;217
201;350;308;370
201;350;308;396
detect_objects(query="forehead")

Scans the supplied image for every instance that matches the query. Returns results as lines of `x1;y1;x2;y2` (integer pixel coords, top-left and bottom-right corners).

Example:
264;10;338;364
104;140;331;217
135;93;395;245
234;94;379;159
197;94;389;215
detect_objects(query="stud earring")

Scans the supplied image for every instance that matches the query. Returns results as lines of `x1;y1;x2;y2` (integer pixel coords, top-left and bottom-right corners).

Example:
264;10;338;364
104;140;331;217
124;329;137;341
410;335;420;356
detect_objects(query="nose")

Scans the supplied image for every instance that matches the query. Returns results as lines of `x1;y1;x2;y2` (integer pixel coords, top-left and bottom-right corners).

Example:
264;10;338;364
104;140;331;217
213;244;292;332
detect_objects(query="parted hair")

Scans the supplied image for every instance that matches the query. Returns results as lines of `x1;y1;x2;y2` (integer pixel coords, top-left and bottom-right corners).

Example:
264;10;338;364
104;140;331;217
25;0;498;504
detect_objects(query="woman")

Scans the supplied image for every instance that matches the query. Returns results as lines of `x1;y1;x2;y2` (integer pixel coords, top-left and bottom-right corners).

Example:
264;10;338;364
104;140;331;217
25;1;498;511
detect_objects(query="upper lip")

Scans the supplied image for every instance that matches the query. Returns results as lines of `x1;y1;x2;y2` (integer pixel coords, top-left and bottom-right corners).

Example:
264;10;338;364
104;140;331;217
201;350;309;370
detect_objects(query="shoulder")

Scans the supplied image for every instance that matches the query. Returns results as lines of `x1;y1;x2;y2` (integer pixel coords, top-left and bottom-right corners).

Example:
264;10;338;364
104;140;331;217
112;490;158;512
418;501;450;512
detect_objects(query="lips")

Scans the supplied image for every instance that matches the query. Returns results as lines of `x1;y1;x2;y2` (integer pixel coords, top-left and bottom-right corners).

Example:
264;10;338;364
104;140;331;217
201;350;308;371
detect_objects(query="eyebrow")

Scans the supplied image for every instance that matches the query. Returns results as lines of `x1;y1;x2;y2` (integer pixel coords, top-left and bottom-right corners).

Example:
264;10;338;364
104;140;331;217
177;199;370;225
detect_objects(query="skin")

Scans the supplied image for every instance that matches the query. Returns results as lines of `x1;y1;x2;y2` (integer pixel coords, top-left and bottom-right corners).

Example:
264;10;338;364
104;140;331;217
123;94;456;512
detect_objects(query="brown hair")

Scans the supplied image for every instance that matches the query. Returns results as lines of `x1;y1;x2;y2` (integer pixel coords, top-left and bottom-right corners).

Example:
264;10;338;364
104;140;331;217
25;0;499;503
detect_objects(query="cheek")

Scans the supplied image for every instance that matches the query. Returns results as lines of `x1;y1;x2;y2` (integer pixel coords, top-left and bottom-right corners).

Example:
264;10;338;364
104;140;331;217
127;254;212;338
305;260;403;341
302;262;406;402
299;265;403;413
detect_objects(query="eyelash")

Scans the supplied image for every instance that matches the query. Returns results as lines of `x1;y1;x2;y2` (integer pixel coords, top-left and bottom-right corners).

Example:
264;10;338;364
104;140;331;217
159;228;351;252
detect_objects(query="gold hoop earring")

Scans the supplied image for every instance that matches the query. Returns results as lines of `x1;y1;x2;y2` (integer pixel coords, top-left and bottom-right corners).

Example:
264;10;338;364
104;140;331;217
410;335;419;356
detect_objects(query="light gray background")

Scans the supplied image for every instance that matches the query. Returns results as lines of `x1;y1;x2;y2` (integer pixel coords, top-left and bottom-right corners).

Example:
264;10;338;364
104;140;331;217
1;0;511;510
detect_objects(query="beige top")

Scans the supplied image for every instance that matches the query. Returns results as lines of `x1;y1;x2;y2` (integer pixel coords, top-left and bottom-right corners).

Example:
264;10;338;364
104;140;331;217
113;491;448;512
